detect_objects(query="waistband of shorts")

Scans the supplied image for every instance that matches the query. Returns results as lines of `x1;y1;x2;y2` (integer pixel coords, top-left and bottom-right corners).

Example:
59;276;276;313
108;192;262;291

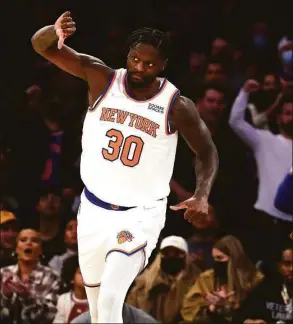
84;187;134;211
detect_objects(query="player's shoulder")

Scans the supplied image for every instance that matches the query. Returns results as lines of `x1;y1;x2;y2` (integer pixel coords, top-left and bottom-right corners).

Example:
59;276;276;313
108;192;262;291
172;94;196;111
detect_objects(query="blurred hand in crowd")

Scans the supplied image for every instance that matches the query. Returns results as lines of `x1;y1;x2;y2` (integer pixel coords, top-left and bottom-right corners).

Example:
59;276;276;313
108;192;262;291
243;79;260;93
205;289;235;311
2;275;30;298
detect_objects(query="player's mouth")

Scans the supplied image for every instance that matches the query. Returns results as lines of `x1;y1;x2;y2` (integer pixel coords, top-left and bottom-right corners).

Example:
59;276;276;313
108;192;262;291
131;74;144;81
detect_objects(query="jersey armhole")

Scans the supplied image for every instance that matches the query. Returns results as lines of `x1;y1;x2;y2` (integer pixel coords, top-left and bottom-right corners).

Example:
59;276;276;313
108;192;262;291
165;89;180;135
88;70;117;112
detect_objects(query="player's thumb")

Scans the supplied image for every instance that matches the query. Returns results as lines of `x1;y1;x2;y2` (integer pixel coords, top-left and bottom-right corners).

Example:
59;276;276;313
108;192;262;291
57;36;64;50
170;202;187;211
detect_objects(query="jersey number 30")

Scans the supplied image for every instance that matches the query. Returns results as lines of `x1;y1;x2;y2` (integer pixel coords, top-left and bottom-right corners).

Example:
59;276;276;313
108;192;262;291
102;129;144;167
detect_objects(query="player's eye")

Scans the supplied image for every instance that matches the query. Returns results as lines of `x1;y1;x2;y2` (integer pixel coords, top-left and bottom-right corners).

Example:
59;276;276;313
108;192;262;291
132;56;139;62
147;62;154;68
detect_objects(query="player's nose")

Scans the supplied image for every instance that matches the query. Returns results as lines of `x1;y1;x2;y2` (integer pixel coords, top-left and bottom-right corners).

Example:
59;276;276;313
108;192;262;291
135;62;145;72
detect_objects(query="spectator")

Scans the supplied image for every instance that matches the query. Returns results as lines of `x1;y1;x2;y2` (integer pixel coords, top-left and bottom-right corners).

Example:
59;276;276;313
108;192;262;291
204;59;228;86
279;71;293;97
278;36;293;74
263;73;279;91
37;189;66;264
196;83;226;135
127;236;201;324
248;73;280;131
211;38;230;58
229;79;293;264
235;245;293;323
0;211;19;268
49;217;78;275
6;98;80;227
0;229;60;324
40;100;80;199
196;83;253;237
54;255;88;323
181;235;263;324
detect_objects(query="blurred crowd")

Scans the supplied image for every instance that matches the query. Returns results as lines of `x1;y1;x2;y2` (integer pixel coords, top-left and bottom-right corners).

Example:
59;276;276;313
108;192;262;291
0;0;292;323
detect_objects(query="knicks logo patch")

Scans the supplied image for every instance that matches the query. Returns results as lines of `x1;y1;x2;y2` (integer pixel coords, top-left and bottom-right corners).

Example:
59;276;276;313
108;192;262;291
117;230;134;244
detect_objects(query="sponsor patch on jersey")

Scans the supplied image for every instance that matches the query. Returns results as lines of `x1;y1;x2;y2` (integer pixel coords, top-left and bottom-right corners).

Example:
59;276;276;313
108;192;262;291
117;230;134;244
148;103;164;114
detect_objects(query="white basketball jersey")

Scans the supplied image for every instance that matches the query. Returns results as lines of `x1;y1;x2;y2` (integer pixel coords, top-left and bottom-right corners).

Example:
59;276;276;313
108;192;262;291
80;68;179;206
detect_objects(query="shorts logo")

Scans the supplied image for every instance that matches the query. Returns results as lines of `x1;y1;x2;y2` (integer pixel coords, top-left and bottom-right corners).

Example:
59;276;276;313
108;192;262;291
117;230;134;244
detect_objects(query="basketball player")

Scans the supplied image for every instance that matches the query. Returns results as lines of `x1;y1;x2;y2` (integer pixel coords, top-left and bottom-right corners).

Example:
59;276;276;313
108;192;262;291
31;11;219;323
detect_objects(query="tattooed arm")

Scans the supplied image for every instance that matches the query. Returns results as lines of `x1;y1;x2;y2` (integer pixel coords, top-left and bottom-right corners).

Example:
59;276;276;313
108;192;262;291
169;96;219;225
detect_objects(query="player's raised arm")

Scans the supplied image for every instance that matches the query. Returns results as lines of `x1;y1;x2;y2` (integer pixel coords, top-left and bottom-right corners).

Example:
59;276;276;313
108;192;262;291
31;11;112;83
169;96;219;225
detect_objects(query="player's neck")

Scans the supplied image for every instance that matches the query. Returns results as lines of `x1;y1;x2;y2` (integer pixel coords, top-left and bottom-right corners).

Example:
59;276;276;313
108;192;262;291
127;78;161;100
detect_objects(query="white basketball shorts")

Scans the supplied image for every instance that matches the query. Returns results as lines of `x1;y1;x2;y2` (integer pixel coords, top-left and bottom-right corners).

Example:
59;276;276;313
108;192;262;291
77;190;167;287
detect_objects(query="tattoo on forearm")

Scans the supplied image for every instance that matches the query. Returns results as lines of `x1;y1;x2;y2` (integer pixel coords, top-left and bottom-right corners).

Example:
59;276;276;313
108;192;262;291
194;145;218;198
31;25;58;52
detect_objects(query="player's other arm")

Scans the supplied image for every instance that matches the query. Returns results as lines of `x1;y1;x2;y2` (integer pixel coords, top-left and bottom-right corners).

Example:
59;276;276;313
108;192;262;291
31;11;112;84
170;96;219;200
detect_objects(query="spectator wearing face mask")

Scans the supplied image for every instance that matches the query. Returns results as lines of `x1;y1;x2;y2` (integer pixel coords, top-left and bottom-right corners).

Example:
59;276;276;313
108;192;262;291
278;36;293;74
235;245;293;324
181;235;263;324
127;236;201;324
229;79;293;265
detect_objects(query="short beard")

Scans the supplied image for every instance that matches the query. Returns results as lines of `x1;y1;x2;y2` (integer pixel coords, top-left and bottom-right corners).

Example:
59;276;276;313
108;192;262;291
126;73;155;89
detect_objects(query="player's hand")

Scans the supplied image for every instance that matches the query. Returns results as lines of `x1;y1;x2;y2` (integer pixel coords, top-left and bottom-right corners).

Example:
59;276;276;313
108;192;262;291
170;196;209;226
54;11;76;49
243;80;260;93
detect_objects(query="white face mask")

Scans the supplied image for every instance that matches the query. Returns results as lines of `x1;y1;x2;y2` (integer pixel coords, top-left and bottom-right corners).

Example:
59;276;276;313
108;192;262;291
282;50;293;66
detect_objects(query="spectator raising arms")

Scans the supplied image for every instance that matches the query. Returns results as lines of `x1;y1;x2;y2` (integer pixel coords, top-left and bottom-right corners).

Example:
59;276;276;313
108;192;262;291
0;229;60;324
229;79;292;265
